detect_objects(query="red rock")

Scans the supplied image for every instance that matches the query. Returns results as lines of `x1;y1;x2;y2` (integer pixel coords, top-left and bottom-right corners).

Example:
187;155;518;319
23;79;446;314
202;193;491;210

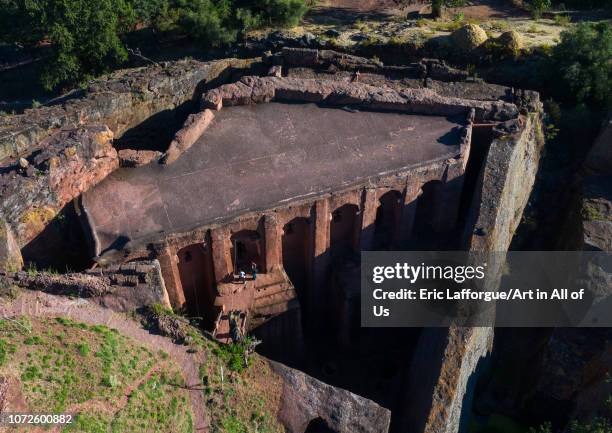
162;109;215;165
118;149;161;167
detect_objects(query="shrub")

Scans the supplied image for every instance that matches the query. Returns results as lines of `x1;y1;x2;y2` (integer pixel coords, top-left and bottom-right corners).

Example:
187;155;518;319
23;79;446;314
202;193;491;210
432;0;445;18
247;0;308;28
547;22;611;107
530;0;551;18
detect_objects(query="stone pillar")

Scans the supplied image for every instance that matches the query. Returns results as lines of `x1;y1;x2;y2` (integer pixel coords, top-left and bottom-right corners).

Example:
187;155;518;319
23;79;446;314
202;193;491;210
210;227;232;283
360;188;378;251
157;245;185;310
311;198;330;310
264;214;281;272
398;183;421;243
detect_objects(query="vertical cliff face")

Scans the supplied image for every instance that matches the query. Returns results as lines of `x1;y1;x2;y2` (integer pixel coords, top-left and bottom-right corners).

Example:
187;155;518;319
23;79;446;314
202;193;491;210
404;104;544;433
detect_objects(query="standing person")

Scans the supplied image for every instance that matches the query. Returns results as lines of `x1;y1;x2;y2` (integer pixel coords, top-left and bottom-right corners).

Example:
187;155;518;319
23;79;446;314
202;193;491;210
251;262;257;281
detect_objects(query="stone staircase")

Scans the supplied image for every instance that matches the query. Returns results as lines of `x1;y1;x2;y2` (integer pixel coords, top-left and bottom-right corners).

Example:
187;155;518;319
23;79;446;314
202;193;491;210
212;268;300;343
250;270;300;330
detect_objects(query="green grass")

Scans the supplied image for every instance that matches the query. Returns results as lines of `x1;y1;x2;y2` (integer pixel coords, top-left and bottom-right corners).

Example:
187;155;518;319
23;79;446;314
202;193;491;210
109;372;193;433
198;336;284;433
0;316;192;433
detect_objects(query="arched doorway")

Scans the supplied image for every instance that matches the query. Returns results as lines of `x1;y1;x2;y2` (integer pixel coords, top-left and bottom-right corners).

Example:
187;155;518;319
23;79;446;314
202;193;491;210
176;243;216;328
282;217;311;297
330;204;359;260
230;230;264;275
374;190;402;249
304;418;337;433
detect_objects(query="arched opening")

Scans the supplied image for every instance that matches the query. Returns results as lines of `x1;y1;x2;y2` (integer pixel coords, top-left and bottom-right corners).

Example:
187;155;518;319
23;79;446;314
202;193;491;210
373;190;402;249
304;418;338;433
282;217;311;298
176;243;216;329
230;230;264;275
330;204;359;260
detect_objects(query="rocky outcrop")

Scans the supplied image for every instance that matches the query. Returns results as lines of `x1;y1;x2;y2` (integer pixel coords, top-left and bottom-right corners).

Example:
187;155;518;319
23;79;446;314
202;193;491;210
2;259;170;312
580;115;612;252
535;328;612;423
161;109;215;165
279;48;468;83
0;125;118;247
0;58;259;163
202;75;519;121
269;360;391;433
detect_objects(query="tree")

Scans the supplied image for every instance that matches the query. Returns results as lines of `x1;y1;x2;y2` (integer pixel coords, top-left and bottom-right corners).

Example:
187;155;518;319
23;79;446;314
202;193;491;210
529;0;551;18
0;0;309;91
432;0;445;18
0;0;137;91
549;21;612;108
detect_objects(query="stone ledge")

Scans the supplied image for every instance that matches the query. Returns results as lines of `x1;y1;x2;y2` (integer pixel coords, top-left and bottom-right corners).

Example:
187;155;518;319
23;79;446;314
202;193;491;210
2;259;169;311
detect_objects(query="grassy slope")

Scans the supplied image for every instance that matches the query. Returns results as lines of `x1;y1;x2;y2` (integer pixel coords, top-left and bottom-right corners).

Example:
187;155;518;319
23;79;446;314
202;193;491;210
199;338;284;433
0;316;192;433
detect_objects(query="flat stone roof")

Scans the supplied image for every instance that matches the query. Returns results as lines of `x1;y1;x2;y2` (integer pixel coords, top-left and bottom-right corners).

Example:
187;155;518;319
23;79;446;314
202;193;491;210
83;102;465;253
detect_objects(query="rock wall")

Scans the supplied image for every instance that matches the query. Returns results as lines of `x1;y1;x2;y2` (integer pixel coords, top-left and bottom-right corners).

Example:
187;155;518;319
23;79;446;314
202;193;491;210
269;360;392;433
0;58;258;163
0;125;118;248
403;102;544;433
202;75;518;122
468;112;544;252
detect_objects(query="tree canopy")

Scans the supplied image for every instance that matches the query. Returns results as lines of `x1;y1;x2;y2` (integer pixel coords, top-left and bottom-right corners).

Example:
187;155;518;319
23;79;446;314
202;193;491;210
0;0;309;91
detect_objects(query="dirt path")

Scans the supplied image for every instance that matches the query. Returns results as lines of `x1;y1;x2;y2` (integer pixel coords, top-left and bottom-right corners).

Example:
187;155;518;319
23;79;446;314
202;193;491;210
0;291;209;432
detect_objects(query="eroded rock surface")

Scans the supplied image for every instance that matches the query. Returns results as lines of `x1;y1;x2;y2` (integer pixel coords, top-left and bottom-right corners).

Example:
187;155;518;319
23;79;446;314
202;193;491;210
0;220;22;272
0;125;118;247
